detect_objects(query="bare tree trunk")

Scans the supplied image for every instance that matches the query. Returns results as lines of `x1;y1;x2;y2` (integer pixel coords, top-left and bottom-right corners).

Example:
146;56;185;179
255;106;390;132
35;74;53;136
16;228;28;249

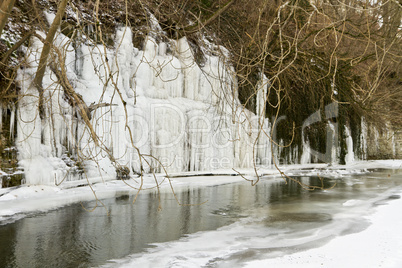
0;0;16;37
33;0;69;118
33;0;69;89
1;29;34;64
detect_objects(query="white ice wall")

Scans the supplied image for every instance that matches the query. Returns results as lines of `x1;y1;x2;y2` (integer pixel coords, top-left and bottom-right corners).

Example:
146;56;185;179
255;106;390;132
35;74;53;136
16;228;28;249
16;25;272;185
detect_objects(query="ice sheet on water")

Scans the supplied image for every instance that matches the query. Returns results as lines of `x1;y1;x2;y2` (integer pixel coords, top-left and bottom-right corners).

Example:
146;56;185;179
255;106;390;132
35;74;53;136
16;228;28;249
98;185;402;268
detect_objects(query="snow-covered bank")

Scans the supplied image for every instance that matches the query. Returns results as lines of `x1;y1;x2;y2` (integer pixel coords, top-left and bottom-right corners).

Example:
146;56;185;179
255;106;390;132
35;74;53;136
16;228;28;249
110;193;402;268
97;162;401;268
1;160;401;224
110;186;402;268
244;190;402;268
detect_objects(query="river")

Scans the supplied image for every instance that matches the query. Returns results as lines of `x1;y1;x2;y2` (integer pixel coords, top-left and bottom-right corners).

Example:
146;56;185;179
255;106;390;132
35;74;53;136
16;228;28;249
0;169;401;267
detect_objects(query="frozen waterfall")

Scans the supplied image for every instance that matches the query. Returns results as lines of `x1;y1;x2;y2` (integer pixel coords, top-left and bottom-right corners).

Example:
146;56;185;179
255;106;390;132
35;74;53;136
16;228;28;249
15;26;272;185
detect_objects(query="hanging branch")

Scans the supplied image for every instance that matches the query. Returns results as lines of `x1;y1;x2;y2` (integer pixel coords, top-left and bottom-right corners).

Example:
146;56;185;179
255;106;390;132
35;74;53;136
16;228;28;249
32;0;69;119
0;0;16;37
1;29;34;64
179;0;235;36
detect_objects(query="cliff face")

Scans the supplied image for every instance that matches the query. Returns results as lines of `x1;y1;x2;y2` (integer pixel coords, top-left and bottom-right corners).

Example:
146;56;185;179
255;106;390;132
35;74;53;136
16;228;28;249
0;1;401;187
365;126;402;160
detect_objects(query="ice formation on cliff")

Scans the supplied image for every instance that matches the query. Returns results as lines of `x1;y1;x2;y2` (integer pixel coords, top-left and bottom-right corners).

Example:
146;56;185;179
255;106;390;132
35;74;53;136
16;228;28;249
15;24;272;185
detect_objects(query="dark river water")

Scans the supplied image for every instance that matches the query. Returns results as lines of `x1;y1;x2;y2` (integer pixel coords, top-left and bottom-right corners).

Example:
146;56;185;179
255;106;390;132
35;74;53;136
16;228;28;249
0;169;401;268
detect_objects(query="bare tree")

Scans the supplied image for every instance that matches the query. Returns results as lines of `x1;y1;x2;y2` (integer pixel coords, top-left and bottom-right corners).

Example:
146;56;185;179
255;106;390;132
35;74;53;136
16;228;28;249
0;0;16;37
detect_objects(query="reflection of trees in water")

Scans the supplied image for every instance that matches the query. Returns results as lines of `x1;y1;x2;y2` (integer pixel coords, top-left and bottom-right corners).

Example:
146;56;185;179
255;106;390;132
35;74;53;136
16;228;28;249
1;171;401;267
0;223;17;266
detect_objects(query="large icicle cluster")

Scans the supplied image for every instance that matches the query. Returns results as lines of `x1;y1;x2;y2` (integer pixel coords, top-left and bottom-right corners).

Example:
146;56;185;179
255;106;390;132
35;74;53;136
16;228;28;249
15;24;272;185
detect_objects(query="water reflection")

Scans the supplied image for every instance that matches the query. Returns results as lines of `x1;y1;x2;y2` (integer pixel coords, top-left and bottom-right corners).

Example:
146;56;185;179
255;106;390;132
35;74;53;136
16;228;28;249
0;170;401;267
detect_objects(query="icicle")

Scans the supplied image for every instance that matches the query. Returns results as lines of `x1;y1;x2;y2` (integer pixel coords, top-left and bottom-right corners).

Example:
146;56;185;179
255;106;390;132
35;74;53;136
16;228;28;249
256;75;268;117
344;126;354;164
391;131;396;158
300;133;311;165
374;128;380;153
9;103;15;141
360;118;367;160
328;122;339;165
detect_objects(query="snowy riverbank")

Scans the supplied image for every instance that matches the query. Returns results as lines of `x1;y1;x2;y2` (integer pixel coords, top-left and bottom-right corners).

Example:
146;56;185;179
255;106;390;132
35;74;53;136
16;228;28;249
1;160;401;224
0;160;401;267
98;160;401;268
106;187;402;268
244;188;402;268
